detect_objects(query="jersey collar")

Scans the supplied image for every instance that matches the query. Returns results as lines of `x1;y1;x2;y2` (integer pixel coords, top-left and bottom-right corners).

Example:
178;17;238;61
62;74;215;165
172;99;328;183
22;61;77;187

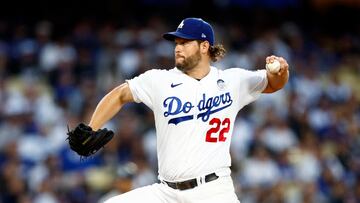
174;66;216;83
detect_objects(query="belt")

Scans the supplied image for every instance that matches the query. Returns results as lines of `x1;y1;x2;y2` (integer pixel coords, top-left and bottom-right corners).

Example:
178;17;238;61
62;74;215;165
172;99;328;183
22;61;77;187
162;173;219;190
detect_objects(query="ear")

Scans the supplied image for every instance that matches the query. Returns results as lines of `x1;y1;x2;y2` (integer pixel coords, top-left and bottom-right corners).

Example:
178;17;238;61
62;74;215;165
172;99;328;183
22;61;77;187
200;41;210;54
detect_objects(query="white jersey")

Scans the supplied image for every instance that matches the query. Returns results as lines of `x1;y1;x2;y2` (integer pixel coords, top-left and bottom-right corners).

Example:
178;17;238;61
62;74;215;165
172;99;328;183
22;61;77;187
127;66;267;181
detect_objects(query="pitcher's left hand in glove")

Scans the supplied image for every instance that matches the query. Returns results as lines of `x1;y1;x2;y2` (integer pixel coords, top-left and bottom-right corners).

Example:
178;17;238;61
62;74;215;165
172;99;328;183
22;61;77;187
67;123;114;157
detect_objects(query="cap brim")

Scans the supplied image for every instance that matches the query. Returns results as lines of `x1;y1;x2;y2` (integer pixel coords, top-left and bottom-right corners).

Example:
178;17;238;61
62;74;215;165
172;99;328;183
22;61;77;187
162;31;198;42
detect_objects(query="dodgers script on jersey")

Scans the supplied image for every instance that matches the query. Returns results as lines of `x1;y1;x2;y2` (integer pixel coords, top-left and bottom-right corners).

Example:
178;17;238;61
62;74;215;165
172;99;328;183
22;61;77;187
127;66;267;181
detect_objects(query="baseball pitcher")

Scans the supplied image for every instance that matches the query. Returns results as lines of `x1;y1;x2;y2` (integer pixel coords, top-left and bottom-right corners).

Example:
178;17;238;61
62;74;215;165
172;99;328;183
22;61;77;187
67;17;289;203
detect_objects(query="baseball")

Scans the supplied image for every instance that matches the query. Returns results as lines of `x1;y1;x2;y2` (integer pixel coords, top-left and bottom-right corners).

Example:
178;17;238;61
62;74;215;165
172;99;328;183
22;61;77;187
266;59;281;74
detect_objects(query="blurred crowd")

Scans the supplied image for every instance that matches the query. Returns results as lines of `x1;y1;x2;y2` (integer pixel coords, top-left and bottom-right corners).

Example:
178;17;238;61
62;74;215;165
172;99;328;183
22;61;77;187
0;14;359;203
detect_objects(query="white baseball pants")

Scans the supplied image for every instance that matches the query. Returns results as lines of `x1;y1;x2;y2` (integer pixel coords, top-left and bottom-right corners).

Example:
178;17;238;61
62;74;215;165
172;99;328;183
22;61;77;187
103;176;240;203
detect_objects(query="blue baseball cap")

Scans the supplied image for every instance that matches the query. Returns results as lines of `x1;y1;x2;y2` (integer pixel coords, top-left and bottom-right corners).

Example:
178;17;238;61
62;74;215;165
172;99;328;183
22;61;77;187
163;18;215;46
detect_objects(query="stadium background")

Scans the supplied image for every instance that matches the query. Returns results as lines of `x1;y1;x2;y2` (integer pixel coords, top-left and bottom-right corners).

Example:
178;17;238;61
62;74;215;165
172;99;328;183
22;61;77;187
0;0;359;202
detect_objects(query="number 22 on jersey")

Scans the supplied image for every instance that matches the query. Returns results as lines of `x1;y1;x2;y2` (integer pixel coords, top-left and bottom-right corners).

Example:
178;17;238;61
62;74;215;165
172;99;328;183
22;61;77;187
205;118;230;143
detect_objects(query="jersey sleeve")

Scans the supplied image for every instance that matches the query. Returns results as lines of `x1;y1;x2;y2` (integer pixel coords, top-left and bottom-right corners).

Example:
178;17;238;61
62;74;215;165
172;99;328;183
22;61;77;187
126;69;157;109
229;68;268;105
247;69;268;98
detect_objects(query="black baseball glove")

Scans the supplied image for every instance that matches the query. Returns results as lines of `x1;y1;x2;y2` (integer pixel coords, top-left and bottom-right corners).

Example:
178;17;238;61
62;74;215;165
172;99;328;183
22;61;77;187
67;123;114;157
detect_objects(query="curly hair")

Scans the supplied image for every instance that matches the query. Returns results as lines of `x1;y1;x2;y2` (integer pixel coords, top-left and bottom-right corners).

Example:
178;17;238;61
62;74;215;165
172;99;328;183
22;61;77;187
196;40;226;62
209;44;226;62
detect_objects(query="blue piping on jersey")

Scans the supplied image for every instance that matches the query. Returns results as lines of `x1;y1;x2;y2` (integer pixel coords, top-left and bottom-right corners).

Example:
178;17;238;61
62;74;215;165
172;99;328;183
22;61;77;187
168;115;194;125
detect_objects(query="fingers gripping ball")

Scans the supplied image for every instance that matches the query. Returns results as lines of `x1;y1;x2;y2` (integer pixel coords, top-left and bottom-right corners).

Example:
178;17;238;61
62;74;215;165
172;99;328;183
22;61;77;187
67;123;114;157
266;59;281;74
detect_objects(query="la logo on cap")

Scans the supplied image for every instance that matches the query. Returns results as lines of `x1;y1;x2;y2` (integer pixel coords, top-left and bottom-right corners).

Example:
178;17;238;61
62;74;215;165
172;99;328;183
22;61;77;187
178;20;184;29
